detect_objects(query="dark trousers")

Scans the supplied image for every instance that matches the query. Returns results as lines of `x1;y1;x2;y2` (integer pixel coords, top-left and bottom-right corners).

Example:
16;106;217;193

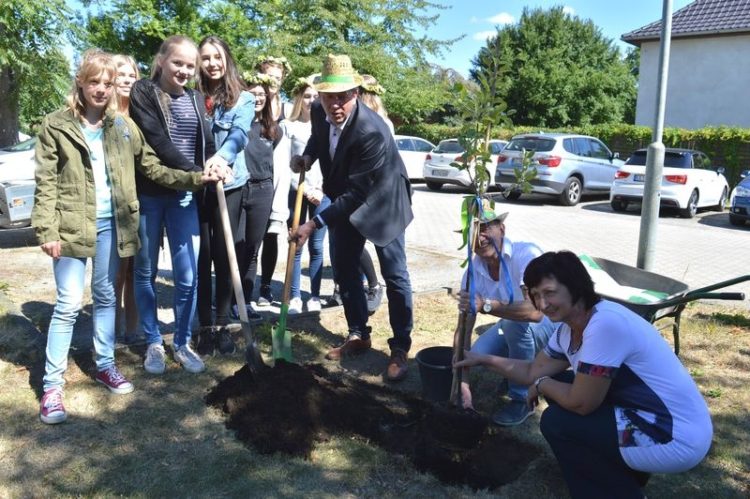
540;372;649;499
197;186;243;326
238;179;273;304
330;219;413;352
259;231;278;289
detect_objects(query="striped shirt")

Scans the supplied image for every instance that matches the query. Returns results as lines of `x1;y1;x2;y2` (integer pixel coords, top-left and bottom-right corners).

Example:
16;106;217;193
169;92;199;161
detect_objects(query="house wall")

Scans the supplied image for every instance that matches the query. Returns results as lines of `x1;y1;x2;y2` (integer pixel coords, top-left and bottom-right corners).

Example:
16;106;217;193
635;34;750;129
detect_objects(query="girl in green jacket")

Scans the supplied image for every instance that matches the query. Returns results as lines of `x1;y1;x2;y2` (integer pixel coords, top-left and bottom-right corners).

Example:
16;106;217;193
32;50;218;425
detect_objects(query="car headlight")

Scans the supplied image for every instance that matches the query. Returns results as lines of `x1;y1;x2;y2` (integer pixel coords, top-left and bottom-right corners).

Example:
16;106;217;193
735;185;750;197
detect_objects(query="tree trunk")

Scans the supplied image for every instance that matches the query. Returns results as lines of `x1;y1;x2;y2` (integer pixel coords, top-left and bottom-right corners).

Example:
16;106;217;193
0;65;20;147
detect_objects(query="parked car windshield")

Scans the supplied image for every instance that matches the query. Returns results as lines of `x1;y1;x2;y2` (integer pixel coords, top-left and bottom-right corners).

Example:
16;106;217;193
505;137;556;152
434;140;464;154
625;151;691;168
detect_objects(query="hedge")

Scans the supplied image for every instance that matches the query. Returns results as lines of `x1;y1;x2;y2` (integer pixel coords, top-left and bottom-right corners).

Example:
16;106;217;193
397;123;750;186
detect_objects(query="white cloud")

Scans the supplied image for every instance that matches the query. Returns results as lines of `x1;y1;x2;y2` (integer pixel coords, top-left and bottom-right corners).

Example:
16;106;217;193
487;12;515;25
469;16;480;24
473;30;498;41
562;6;576;16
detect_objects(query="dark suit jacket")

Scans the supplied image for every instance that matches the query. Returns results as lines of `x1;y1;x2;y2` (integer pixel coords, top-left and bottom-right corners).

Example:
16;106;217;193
304;100;413;246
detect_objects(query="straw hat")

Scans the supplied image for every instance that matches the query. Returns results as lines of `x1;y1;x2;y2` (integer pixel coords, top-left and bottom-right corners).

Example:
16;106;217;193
313;54;364;93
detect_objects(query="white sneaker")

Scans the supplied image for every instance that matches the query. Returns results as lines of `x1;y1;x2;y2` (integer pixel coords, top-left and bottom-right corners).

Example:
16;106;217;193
174;344;205;373
306;297;322;312
144;343;166;374
288;297;303;314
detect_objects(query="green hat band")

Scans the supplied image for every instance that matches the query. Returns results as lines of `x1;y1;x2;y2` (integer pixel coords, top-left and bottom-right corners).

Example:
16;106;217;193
320;74;358;83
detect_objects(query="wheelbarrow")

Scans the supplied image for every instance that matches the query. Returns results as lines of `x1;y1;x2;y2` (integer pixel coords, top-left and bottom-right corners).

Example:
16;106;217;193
581;256;749;355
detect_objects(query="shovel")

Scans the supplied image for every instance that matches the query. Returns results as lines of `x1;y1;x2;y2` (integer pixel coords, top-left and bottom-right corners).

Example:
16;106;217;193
216;180;265;371
272;169;306;362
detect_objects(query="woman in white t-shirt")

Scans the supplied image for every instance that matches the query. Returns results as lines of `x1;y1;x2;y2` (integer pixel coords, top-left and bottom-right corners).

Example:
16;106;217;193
455;250;713;499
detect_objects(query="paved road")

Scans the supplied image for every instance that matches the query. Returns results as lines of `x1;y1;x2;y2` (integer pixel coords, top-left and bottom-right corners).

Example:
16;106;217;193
405;184;750;302
4;184;745;308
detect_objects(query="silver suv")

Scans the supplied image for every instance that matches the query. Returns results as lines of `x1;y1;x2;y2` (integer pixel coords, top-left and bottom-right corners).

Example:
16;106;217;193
495;133;624;206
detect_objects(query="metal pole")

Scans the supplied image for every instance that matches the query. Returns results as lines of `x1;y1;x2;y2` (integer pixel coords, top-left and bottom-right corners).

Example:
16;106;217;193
637;0;673;270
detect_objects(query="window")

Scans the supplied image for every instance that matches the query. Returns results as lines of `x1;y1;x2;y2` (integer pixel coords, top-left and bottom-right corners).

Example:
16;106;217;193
489;142;506;154
573;138;592;157
396;138;414;152
435;140;464;154
505;137;556;152
588;140;611;160
414;139;434;153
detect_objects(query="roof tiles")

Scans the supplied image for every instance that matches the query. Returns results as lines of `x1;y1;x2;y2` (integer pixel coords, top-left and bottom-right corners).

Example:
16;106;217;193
622;0;750;43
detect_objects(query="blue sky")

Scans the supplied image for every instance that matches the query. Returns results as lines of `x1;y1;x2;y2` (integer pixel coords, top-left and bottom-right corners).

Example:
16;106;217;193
421;0;694;76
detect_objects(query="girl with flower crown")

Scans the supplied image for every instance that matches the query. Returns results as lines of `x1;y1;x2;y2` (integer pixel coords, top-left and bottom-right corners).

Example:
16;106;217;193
280;76;329;313
32;50;218;425
255;55;293;307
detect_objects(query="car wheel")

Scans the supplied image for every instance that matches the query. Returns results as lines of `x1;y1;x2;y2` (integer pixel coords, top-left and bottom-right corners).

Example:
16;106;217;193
729;214;745;226
559;177;582;206
714;188;728;212
610;199;628;212
502;189;522;201
679;190;699;218
425;181;443;191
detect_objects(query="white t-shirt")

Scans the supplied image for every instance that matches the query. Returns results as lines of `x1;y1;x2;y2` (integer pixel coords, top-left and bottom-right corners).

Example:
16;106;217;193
544;300;713;472
81;125;112;219
282;119;322;191
461;237;543;305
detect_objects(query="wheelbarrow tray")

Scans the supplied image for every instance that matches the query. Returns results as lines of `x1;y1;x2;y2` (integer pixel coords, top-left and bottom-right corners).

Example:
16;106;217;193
583;256;748;355
588;257;688;323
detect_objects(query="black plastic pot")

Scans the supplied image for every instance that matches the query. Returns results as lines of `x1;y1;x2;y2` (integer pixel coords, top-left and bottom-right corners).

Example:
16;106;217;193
415;346;454;402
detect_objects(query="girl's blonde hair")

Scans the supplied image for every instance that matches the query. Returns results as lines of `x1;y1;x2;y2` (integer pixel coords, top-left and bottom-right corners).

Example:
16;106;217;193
65;49;117;121
113;54;140;79
150;35;198;126
288;76;315;122
359;74;388;120
113;54;140;114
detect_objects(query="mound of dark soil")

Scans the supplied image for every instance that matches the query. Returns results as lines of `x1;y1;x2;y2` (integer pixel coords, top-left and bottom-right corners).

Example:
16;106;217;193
206;360;541;490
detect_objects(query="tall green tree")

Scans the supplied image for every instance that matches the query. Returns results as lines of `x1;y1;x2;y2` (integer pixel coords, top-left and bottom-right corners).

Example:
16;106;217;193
0;0;72;146
82;0;455;124
471;6;636;128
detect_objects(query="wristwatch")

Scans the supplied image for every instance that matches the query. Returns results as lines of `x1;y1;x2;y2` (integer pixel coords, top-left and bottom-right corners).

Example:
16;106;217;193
482;298;493;314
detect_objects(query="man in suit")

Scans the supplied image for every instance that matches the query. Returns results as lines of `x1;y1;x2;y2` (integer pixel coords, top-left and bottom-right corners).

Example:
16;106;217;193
290;54;413;382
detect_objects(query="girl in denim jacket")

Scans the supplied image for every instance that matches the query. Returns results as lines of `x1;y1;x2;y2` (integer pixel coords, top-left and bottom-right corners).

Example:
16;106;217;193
195;36;255;356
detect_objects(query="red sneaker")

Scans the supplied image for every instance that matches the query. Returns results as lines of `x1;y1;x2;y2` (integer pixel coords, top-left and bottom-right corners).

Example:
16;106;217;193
96;366;134;395
40;387;67;425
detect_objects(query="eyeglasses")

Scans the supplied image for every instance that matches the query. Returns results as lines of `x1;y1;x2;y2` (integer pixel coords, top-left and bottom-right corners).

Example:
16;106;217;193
251;92;267;99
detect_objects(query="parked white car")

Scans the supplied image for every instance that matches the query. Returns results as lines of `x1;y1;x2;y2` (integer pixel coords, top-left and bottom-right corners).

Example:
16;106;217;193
0;137;36;228
394;134;435;180
422;138;507;191
0;137;36;183
610;148;729;218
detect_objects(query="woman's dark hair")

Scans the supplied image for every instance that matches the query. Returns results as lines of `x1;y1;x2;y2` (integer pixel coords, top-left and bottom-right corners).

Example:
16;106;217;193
197;36;244;112
523;251;600;310
249;81;279;142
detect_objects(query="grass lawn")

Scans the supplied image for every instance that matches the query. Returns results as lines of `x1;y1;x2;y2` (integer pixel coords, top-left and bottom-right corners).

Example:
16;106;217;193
0;291;748;498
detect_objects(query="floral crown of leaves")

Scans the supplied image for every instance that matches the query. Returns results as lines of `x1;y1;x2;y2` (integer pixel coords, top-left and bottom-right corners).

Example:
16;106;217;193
242;71;276;87
255;55;292;75
360;81;385;95
290;76;312;95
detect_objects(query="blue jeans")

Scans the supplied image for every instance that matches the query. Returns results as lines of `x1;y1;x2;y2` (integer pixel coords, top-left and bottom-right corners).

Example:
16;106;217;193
290;194;330;299
471;317;556;400
43;217;119;391
134;192;200;348
330;219;413;352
